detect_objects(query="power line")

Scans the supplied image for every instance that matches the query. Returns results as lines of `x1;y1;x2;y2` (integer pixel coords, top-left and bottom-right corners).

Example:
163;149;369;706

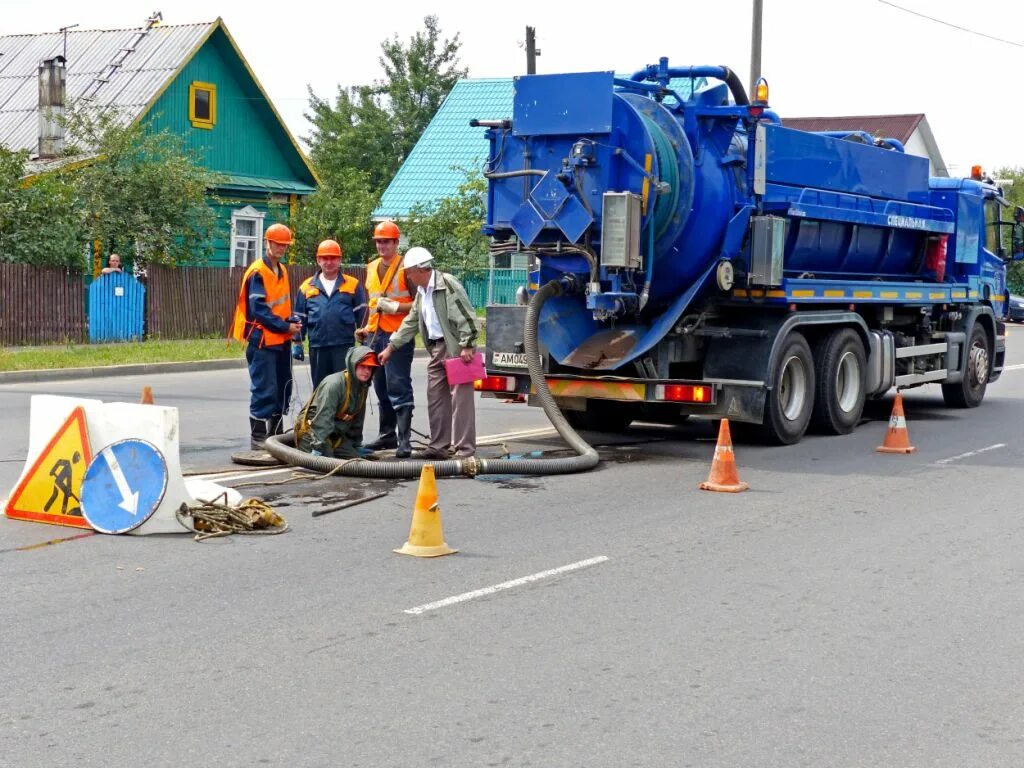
877;0;1024;48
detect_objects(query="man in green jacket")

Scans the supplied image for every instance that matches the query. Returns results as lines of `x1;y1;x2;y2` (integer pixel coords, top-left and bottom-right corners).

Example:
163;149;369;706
378;247;479;459
294;346;380;458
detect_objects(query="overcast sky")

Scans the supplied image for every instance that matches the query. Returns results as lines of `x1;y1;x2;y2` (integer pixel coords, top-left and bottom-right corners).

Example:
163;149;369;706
3;0;1022;175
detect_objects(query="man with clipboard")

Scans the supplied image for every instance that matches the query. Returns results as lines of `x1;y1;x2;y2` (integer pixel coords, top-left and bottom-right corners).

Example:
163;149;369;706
356;221;416;458
379;246;480;460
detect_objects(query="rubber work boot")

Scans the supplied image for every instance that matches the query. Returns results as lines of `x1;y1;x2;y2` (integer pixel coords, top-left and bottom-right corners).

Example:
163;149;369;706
395;407;414;459
363;432;398;451
249;417;268;450
267;414;285;437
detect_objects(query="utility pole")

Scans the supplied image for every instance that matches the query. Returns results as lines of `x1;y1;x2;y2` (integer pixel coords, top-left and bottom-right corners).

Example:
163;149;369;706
749;0;763;96
526;26;540;75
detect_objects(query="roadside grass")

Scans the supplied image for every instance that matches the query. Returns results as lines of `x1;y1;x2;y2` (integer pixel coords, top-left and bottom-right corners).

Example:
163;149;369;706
0;321;488;372
0;337;244;372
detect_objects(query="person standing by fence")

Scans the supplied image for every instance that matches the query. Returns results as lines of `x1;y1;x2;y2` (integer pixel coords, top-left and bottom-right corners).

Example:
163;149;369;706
356;221;416;458
231;223;302;450
378;247;479;459
293;239;367;389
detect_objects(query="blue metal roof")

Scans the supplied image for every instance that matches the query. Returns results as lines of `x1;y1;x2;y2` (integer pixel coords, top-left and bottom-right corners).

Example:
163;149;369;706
375;75;707;219
376;78;513;219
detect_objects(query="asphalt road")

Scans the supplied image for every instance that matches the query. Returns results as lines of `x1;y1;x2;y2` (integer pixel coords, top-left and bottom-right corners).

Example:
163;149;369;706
2;328;1024;767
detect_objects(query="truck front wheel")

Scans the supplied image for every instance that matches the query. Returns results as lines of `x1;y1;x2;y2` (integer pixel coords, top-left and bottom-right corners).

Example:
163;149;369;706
811;328;866;434
762;332;815;445
941;323;990;408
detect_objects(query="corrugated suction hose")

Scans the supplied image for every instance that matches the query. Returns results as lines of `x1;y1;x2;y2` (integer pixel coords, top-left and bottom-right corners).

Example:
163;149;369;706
263;279;599;477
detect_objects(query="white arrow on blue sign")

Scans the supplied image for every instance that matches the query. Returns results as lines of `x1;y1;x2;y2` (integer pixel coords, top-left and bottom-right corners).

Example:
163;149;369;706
81;439;169;534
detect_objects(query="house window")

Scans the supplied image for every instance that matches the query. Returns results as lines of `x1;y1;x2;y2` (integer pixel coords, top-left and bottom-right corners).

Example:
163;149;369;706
189;81;217;129
231;207;265;267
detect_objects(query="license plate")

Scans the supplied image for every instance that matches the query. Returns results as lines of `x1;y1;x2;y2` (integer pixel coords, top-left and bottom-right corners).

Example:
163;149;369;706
492;351;528;369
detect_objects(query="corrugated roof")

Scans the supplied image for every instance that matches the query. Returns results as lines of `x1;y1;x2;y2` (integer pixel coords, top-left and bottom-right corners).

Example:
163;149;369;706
782;114;924;145
375;75;707;219
0;21;213;155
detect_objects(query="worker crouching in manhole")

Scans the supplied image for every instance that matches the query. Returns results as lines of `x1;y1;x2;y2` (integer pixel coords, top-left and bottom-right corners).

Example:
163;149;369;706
294;346;380;459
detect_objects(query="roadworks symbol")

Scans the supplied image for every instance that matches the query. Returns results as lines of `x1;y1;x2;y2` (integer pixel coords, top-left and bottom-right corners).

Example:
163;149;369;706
727;397;740;416
5;407;93;529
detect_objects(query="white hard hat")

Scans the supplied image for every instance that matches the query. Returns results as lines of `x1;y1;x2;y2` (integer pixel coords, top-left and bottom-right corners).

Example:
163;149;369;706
403;246;434;269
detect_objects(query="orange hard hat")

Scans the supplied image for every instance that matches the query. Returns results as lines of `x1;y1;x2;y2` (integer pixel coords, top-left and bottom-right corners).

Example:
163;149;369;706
316;239;342;258
265;223;293;245
373;220;401;240
358;352;380;368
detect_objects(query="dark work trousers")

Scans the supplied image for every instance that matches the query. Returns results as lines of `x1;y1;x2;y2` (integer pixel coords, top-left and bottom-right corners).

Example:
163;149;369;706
309;344;351;389
369;331;414;438
426;338;476;456
246;342;293;419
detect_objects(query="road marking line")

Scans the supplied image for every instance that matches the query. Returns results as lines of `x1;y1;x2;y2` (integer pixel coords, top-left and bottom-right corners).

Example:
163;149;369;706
404;555;610;615
191;467;295;483
477;427;556;444
934;443;1007;465
1002;363;1024;372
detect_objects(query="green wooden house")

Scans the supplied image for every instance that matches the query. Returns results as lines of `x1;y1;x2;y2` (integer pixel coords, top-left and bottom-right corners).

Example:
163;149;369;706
0;16;317;267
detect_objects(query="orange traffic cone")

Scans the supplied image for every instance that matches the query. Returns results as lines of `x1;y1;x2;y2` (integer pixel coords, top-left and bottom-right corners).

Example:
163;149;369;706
699;419;749;493
876;393;916;454
140;386;154;405
394;464;457;557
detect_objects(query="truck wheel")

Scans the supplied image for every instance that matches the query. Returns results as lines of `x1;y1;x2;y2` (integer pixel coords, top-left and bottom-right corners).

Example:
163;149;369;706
762;332;815;445
565;401;636;432
811;328;866;434
941;323;990;408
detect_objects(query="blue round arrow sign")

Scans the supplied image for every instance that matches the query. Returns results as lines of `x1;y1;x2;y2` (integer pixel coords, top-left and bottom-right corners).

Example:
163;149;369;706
81;439;169;534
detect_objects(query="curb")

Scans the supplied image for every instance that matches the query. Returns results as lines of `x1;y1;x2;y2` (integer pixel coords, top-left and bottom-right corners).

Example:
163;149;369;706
0;348;432;384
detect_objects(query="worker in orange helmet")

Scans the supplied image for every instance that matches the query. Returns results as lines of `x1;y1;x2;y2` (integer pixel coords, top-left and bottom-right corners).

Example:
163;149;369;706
355;220;416;457
230;222;301;450
293;239;367;388
293;346;380;459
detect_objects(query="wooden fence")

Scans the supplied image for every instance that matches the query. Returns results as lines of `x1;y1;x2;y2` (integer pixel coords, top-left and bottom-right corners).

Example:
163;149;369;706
0;261;514;348
0;263;87;346
145;263;369;339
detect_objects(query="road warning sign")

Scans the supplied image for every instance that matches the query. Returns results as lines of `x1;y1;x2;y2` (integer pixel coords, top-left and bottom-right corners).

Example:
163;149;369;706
5;407;93;528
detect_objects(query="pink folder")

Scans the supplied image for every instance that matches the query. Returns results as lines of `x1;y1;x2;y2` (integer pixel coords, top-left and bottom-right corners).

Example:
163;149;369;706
443;352;485;385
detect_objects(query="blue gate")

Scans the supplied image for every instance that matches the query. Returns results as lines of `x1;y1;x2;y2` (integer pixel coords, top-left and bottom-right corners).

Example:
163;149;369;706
88;272;145;342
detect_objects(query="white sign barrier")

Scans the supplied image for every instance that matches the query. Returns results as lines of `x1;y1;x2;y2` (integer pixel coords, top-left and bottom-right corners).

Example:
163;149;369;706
4;395;239;535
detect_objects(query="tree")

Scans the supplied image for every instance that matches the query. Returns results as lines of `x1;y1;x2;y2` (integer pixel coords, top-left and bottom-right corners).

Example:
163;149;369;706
66;107;218;267
377;15;467;172
0;148;86;268
305;15;467;200
292;168;378;265
400;171;489;276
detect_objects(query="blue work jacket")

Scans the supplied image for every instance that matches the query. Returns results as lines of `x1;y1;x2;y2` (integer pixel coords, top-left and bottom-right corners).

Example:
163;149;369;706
294;272;366;348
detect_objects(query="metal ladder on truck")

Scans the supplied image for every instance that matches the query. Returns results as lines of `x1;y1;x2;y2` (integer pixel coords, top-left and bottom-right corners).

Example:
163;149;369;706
79;11;163;103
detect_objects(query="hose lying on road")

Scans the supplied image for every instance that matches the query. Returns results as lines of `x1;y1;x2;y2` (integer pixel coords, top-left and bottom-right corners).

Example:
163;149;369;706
264;279;599;478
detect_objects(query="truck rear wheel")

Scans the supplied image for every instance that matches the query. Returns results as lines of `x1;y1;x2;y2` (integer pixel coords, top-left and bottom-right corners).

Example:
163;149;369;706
762;332;815;445
941;323;990;408
811;328;866;435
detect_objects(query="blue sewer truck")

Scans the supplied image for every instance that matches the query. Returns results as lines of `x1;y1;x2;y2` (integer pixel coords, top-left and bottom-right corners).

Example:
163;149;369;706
476;60;1023;444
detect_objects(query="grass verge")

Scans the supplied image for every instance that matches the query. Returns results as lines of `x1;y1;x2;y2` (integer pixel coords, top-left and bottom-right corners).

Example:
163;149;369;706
0;338;245;372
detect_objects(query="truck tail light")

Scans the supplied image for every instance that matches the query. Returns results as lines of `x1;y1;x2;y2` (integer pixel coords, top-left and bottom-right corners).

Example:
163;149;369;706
655;384;712;403
475;375;515;392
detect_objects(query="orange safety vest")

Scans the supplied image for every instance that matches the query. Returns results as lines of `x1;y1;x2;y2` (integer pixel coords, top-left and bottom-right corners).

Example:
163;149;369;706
365;256;411;334
299;273;360;299
231;258;293;347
